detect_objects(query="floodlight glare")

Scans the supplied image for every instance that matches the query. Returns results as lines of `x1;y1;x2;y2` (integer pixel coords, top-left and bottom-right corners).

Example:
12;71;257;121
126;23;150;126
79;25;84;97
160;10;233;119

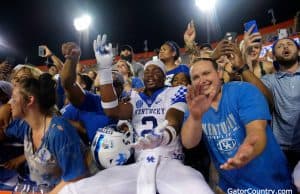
195;0;216;12
74;15;91;31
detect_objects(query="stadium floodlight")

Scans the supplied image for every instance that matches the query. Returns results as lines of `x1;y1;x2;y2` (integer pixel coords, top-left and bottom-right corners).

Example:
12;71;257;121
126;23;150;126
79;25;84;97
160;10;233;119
195;0;216;12
73;15;91;31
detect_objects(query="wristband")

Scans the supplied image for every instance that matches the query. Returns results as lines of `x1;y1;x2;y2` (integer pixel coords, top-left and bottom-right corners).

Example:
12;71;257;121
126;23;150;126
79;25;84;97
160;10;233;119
98;68;113;85
101;99;118;109
162;126;177;145
236;64;249;74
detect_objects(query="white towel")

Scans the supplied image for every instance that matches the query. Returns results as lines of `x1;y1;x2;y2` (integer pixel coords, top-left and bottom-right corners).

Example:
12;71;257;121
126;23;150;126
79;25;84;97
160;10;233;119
137;151;160;194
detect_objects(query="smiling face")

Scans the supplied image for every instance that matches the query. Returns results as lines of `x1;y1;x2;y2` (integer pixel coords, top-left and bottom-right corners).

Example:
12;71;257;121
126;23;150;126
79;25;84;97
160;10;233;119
143;64;165;91
190;60;222;100
171;72;190;87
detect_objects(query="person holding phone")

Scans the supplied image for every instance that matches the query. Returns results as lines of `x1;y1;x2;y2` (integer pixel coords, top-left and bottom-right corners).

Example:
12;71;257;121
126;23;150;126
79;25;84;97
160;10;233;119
241;21;275;78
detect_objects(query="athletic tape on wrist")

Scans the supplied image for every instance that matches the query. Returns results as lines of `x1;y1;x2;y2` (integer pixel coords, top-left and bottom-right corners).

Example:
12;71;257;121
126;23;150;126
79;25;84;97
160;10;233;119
98;68;113;85
101;99;118;109
163;126;177;145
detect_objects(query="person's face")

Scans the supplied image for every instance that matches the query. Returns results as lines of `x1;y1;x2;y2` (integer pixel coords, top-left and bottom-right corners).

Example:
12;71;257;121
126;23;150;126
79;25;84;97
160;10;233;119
120;49;131;57
88;71;96;80
143;65;165;90
159;44;175;61
248;45;261;60
116;61;129;75
274;39;298;62
48;66;58;76
190;60;222;98
171;73;190;87
10;86;27;118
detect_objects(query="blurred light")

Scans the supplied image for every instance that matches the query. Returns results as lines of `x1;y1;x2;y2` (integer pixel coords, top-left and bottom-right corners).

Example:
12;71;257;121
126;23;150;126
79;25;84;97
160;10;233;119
195;0;216;12
73;15;91;31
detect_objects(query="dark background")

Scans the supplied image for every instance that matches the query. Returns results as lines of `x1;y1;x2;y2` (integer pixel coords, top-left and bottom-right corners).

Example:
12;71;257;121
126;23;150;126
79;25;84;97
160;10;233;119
0;0;298;65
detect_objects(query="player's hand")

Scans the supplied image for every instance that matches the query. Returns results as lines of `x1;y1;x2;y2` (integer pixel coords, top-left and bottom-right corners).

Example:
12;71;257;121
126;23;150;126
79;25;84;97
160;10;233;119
131;121;168;150
220;136;258;170
93;34;113;70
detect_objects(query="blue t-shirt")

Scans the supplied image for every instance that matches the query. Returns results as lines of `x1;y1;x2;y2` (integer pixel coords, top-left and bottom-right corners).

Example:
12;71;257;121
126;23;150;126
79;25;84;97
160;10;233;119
61;91;117;142
200;82;293;190
165;64;189;86
5;117;87;189
0;120;25;188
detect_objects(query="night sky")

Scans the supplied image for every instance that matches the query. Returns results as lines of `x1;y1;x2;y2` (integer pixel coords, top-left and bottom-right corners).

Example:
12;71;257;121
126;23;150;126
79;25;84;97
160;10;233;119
0;0;298;65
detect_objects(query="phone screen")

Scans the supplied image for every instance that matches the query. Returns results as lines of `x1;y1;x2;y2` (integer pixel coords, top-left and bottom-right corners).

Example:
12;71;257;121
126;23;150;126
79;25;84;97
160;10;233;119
244;20;259;33
38;46;46;57
224;32;237;42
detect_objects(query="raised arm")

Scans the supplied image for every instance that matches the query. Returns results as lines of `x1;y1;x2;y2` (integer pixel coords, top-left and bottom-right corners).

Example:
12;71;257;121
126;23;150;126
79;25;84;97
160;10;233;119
43;45;64;72
213;40;274;109
60;42;85;107
184;20;199;57
94;34;132;120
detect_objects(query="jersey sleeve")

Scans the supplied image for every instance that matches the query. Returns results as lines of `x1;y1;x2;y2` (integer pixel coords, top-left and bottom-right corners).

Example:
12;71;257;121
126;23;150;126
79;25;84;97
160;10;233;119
169;86;188;113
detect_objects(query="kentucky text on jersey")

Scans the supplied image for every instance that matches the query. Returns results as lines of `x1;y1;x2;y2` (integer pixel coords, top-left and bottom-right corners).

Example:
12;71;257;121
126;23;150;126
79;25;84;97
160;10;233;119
135;108;165;115
202;113;240;139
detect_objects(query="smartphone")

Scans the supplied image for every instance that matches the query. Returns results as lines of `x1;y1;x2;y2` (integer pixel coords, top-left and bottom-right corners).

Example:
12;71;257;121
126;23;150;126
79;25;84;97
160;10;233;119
38;46;46;57
224;32;237;42
278;28;288;39
244;20;259;33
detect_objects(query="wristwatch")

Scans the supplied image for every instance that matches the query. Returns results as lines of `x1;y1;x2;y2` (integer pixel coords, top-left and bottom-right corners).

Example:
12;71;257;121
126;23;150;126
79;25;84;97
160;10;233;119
236;64;249;74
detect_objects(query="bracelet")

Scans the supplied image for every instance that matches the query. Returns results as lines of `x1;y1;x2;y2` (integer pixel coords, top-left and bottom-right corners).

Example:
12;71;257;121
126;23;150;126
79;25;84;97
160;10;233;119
236;64;249;74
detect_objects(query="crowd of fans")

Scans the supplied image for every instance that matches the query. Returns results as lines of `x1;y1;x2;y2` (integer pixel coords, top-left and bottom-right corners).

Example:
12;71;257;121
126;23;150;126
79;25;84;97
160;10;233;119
0;12;299;194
